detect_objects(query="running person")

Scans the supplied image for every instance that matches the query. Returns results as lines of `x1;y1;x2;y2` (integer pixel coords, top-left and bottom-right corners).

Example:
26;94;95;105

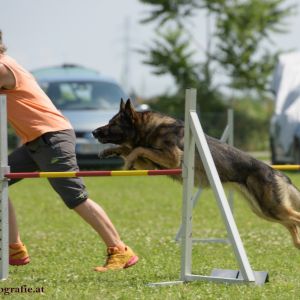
0;41;138;272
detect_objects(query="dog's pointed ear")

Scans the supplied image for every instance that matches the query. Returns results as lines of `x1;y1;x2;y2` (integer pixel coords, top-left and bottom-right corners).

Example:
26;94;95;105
124;99;136;118
120;98;125;111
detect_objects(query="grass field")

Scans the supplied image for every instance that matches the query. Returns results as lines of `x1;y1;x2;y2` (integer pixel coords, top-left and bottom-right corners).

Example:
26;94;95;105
2;173;300;299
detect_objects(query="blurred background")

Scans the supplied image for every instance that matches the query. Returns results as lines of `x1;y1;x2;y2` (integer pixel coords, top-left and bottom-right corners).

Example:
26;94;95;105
1;0;300;165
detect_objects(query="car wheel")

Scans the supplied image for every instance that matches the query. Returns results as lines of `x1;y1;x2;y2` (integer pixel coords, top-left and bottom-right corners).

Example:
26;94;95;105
270;138;279;165
293;139;300;164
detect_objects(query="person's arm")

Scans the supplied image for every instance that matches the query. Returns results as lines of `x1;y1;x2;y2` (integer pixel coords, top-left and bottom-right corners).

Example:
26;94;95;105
0;63;16;89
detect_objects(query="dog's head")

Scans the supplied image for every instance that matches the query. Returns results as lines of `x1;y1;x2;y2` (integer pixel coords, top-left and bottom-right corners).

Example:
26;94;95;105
92;99;137;145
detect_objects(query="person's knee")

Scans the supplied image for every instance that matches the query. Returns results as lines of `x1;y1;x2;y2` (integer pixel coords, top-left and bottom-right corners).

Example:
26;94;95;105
63;192;88;209
49;177;89;209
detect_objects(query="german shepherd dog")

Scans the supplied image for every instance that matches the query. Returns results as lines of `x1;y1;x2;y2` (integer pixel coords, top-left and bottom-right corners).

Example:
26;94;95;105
93;99;300;249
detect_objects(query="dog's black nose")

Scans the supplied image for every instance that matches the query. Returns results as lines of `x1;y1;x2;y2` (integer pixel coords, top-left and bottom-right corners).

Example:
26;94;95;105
92;129;98;138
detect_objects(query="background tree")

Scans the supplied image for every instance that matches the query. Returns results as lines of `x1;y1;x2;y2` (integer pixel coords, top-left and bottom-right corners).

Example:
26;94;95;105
138;0;295;150
140;0;293;96
212;0;293;95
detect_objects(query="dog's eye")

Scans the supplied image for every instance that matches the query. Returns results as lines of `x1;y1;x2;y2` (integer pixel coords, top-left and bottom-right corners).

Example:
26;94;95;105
110;125;122;134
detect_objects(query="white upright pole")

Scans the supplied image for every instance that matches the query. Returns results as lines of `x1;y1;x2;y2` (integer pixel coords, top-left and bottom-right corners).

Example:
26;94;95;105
180;89;196;280
228;109;234;147
227;109;234;211
189;110;255;282
0;95;9;280
175;108;234;243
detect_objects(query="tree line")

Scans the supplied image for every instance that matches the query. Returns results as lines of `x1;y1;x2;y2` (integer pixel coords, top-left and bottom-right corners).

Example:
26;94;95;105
137;0;295;150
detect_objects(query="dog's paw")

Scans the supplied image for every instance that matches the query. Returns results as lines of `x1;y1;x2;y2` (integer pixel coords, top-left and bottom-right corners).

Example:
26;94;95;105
123;153;138;170
98;150;118;159
123;160;134;170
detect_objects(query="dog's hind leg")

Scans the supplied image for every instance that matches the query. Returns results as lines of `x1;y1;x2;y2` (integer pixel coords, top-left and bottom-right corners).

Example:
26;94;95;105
278;207;300;227
274;206;300;248
283;223;300;249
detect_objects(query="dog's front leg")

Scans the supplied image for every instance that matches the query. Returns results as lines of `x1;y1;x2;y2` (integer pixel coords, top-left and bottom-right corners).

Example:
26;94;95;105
123;149;140;169
123;147;182;170
99;145;131;159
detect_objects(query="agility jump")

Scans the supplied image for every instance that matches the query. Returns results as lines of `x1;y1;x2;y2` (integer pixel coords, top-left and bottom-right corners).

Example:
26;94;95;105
4;165;298;179
4;169;182;179
1;90;298;285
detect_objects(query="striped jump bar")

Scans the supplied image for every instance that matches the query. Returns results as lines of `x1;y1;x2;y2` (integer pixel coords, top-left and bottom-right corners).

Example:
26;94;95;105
272;165;300;171
4;165;300;179
5;169;182;179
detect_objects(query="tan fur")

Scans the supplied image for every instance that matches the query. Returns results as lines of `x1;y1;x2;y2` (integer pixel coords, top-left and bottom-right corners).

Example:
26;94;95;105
93;99;300;249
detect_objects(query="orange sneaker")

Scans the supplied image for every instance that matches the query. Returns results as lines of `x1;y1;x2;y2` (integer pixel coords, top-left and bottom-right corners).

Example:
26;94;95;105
94;245;138;272
9;243;30;266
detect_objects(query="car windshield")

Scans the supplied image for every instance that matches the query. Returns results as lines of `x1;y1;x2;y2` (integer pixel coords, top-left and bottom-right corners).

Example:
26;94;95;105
40;81;126;110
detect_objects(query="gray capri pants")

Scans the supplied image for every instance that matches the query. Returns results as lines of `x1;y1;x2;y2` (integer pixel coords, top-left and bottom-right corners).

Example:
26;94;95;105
8;129;88;209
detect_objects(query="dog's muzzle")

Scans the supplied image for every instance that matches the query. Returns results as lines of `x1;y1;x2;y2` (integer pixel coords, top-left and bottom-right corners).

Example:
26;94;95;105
92;129;99;139
92;128;109;143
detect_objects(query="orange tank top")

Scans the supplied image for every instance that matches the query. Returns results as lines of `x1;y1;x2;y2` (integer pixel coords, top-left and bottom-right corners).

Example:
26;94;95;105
0;54;72;144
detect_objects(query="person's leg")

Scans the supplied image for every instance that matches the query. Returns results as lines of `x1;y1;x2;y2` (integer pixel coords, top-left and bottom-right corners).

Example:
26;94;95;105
31;130;124;247
73;198;125;248
8;197;30;265
8;145;38;265
8;197;21;244
29;130;138;271
73;198;138;271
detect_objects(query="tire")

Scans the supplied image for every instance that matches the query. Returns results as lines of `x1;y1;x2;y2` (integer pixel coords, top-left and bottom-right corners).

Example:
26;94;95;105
270;138;279;165
293;139;300;164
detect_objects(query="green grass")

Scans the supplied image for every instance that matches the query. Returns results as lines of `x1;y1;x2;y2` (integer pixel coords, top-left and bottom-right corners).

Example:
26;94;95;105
2;174;300;299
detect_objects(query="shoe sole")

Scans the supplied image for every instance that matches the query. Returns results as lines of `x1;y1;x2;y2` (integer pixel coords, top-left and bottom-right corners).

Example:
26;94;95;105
9;257;30;266
124;255;139;269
